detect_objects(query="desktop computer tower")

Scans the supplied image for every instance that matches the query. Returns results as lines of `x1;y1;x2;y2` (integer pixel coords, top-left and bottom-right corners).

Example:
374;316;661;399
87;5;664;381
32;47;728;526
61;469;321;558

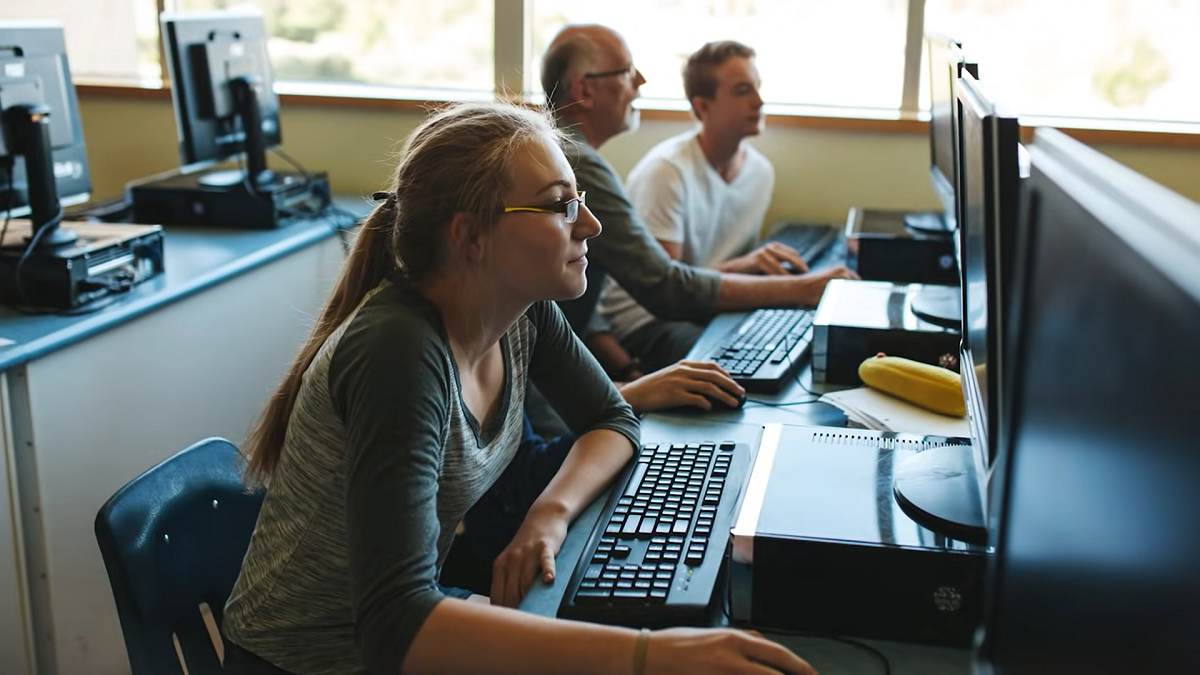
130;168;330;229
0;221;164;309
730;424;987;646
811;279;961;385
845;207;959;285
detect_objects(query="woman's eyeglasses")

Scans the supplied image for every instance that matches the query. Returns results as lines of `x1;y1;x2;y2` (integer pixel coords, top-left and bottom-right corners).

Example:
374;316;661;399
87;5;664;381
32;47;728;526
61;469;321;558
501;192;587;224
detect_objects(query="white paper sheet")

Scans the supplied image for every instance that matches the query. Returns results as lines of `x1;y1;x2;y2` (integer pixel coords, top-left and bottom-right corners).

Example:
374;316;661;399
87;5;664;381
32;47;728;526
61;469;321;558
819;386;970;438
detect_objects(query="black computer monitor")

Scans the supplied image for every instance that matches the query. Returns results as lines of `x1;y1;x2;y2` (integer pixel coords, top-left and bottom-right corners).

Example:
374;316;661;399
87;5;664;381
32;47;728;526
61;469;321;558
926;33;978;231
160;11;280;189
956;72;1019;473
892;70;1019;545
977;128;1200;673
0;21;89;248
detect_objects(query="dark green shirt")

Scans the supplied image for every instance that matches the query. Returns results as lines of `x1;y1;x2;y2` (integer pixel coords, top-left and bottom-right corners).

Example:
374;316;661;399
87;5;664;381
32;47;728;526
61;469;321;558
224;275;639;674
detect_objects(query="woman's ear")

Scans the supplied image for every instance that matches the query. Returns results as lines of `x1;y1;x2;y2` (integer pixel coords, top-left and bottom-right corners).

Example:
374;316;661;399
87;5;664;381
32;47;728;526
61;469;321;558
447;212;487;265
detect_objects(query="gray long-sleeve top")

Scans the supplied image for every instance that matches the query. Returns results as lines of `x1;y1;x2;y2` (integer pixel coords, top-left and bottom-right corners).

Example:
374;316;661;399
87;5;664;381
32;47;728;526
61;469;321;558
557;126;722;334
223;275;640;674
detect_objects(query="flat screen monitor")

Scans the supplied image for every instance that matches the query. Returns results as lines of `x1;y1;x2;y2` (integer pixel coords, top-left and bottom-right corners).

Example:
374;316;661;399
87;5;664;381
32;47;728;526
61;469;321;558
977;128;1200;674
926;33;977;231
0;21;89;244
955;71;1019;475
160;11;280;184
892;70;1019;546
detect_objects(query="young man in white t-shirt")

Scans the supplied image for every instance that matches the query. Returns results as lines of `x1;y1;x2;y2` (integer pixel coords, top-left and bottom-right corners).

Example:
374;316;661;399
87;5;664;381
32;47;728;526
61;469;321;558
598;40;810;370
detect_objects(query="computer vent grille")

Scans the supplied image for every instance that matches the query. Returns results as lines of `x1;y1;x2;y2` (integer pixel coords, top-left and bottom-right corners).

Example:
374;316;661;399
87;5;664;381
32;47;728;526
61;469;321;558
86;245;129;268
810;430;969;451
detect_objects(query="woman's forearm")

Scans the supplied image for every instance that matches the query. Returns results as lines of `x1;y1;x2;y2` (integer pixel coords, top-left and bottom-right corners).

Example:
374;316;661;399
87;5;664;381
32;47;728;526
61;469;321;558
403;598;637;674
531;428;634;521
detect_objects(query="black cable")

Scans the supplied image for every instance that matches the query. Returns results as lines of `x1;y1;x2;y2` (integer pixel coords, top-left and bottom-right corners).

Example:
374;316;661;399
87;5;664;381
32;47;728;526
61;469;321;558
0;160;13;249
269;147;357;255
745;397;820;407
13;204;63;306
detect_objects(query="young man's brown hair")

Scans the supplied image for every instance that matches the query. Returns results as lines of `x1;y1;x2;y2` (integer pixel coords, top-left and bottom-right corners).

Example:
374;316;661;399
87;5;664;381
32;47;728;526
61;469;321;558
682;40;756;109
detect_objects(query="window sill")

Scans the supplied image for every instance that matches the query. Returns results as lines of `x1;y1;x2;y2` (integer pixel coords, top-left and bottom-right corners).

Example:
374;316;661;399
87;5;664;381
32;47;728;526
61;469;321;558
76;83;1200;150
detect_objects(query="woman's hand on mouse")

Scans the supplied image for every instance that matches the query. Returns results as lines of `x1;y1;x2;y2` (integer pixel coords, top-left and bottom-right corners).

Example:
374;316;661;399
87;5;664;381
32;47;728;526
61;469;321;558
644;627;818;675
619;360;745;413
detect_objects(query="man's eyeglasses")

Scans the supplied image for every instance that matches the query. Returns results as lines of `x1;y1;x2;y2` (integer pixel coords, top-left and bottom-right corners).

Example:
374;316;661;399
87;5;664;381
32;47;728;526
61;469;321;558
501;192;587;224
584;64;636;80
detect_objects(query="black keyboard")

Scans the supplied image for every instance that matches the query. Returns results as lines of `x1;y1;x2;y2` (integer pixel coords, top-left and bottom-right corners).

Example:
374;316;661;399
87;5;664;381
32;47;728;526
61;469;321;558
707;308;815;392
767;222;840;264
559;441;750;627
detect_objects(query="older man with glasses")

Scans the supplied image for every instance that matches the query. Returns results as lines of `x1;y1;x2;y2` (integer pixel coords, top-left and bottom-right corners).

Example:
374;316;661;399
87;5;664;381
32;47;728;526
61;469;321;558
541;24;856;378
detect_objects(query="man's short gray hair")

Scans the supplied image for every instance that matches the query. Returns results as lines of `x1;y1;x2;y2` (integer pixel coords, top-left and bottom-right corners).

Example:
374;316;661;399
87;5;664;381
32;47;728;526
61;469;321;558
541;26;601;109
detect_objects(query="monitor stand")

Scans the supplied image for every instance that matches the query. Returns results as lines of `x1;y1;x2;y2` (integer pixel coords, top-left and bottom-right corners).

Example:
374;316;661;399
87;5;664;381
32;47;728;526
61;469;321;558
892;446;987;544
904;211;952;236
909;284;961;328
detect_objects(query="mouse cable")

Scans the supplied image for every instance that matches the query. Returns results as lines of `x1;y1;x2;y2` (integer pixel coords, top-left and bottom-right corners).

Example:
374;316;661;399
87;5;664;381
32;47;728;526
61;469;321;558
745;397;821;408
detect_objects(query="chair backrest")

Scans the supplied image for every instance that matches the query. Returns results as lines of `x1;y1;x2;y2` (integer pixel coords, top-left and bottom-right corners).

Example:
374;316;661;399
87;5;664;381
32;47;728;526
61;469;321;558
95;438;264;675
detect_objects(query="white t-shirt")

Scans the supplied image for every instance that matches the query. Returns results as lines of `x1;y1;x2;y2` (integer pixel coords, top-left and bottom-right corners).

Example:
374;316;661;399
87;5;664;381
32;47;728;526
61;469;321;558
599;130;775;339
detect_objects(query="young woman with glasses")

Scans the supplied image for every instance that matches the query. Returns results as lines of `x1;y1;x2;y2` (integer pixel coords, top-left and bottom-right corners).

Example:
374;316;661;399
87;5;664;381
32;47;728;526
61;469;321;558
219;102;813;675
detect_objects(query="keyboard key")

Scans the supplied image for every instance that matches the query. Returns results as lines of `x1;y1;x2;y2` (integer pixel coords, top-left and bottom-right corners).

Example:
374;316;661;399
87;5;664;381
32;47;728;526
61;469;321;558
685;553;704;566
624;462;649;498
611;546;630;559
576;589;611;604
638;518;657;537
621;515;641;538
613;589;648;601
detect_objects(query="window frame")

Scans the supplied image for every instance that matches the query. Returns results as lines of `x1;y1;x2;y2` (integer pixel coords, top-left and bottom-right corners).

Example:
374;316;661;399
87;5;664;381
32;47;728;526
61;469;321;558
68;0;1200;148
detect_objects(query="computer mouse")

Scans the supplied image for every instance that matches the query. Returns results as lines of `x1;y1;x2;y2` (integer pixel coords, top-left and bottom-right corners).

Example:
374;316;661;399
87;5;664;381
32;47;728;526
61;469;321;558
705;390;747;410
779;260;799;274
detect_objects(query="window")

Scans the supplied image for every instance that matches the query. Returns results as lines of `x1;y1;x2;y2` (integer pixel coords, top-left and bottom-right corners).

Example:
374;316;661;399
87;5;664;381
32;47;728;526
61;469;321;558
1;0;160;84
8;0;1199;133
528;0;911;111
924;0;1200;124
169;0;493;96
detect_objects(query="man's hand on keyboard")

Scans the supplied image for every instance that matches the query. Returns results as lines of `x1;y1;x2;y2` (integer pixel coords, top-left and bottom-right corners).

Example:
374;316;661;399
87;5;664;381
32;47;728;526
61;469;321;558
489;501;569;608
718;242;809;276
645;627;818;675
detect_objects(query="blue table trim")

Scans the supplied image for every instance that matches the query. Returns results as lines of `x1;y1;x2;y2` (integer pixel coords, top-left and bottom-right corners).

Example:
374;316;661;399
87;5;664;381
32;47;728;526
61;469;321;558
0;205;363;372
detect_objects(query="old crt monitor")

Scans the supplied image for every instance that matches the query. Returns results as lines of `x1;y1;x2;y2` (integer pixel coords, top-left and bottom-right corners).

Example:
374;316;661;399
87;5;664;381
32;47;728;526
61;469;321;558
0;21;89;248
132;11;328;228
926;33;978;232
892;71;1019;545
976;128;1200;674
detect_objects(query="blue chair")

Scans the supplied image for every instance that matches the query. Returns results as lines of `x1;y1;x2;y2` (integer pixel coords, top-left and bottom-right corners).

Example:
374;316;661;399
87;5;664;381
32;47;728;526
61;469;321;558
95;438;264;675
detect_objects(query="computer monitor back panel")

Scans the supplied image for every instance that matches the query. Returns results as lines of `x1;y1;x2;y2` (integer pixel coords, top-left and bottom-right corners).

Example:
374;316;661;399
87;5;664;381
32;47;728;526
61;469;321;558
161;12;281;167
0;22;90;216
979;129;1200;673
